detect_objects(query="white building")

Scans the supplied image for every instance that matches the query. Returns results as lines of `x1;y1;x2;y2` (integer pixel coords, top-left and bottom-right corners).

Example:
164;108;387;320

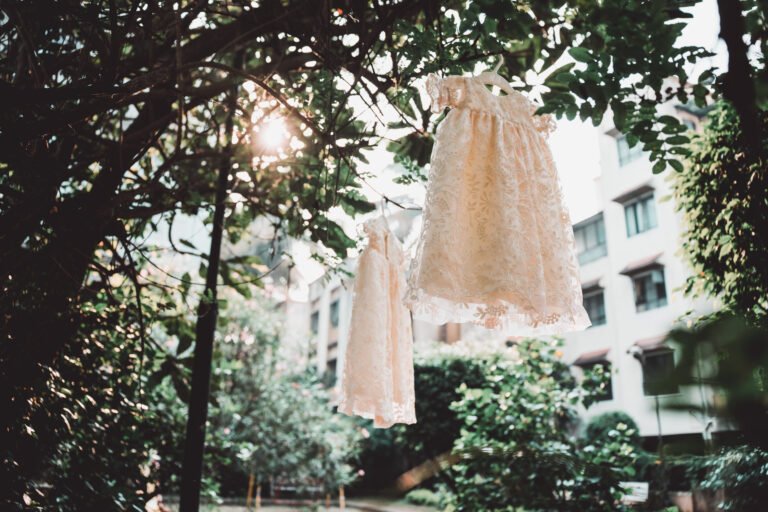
562;101;729;447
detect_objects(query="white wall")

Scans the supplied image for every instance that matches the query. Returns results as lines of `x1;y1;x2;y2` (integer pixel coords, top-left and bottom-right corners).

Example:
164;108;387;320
562;106;722;440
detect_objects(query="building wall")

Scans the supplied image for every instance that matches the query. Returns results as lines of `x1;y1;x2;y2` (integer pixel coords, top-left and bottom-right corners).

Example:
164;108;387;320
562;104;723;441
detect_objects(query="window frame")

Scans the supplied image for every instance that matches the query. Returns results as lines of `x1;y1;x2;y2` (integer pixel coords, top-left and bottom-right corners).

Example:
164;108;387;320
616;134;644;167
583;288;607;326
574;214;608;264
310;310;320;335
624;193;658;237
641;349;679;396
632;268;668;312
329;299;340;328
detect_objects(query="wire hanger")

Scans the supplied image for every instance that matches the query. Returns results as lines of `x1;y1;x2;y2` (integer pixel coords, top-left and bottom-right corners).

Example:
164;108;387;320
380;198;391;231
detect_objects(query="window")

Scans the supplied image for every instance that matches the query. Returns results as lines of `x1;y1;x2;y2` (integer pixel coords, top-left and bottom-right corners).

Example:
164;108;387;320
616;135;644;166
310;311;320;335
324;358;338;387
583;289;607;326
574;215;607;264
642;350;678;396
632;269;667;312
330;300;340;328
624;194;658;237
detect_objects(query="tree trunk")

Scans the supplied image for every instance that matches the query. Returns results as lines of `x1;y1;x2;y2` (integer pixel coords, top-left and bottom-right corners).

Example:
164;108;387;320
179;51;242;512
716;0;763;158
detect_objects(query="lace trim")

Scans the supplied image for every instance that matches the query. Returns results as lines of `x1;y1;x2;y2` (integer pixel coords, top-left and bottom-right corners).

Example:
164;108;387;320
405;287;591;337
426;73;463;113
336;396;416;429
529;103;556;138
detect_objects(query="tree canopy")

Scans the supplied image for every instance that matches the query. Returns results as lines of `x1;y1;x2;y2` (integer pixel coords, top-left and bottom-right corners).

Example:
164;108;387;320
1;0;766;509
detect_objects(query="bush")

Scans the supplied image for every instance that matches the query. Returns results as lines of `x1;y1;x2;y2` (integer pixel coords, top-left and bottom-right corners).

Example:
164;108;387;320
584;412;641;448
694;446;768;511
356;350;486;491
404;488;442;507
397;355;487;463
447;338;637;511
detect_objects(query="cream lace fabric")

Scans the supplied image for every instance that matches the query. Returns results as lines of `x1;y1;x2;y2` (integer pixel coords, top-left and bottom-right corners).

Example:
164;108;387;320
405;73;591;336
337;218;416;428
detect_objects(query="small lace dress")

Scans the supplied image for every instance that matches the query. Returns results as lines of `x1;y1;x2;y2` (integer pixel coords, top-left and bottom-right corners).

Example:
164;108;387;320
337;218;416;428
405;72;591;336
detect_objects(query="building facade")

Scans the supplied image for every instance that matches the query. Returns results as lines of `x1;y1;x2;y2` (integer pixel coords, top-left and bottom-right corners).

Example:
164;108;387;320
561;102;727;446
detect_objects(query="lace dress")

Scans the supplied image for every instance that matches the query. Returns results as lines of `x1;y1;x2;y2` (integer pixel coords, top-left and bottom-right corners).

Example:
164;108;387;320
337;218;416;428
405;72;591;336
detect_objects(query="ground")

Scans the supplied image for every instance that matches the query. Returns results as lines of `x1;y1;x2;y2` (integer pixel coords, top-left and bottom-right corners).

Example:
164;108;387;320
164;497;437;512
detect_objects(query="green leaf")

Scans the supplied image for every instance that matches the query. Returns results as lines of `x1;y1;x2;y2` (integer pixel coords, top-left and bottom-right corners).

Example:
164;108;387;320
568;47;591;63
178;238;197;250
669;159;684;172
652;160;667;174
666;135;690;145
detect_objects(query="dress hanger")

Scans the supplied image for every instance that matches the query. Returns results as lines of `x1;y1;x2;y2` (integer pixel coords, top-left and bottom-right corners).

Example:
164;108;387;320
493;56;504;73
476;56;516;96
380;198;392;231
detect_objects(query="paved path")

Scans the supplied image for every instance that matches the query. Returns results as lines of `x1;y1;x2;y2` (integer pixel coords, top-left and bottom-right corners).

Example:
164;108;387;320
164;498;437;512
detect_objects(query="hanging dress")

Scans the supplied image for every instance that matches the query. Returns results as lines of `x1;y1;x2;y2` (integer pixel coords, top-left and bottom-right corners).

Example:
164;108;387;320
337;218;416;428
405;72;591;336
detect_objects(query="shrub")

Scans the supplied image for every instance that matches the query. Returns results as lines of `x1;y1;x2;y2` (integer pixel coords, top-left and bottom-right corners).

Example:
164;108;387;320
584;411;642;448
397;354;487;463
448;338;637;511
404;488;442;507
694;446;768;511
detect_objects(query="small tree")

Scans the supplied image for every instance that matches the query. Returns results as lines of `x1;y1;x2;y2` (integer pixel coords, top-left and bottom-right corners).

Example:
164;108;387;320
448;338;637;511
584;412;642;449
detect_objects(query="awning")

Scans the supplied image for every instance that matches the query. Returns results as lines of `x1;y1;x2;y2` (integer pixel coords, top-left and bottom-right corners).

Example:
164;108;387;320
619;252;664;276
573;348;610;366
612;182;655;204
581;278;603;293
633;335;670;353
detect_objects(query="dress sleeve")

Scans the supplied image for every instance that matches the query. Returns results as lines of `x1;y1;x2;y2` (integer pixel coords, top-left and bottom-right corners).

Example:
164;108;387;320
528;101;556;138
425;73;464;113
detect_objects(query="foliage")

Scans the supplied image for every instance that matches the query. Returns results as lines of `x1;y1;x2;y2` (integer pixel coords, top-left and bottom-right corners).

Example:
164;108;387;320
580;363;614;409
667;315;768;451
354;349;487;491
396;355;487;465
1;1;764;509
153;291;363;498
404;487;447;507
447;339;637;512
352;423;404;492
672;103;768;325
692;446;768;511
584;412;642;449
4;290;161;510
3;286;360;511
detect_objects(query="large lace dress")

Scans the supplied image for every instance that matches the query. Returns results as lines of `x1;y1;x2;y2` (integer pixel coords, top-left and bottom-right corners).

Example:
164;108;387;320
405;72;591;336
337;218;416;428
